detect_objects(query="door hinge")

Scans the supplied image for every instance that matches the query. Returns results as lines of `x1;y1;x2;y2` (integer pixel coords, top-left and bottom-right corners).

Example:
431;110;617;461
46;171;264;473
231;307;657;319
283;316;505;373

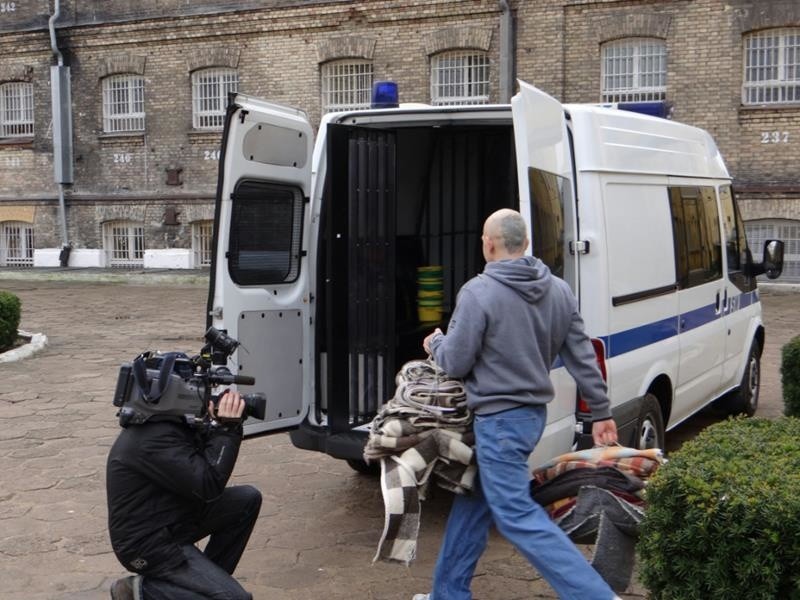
569;240;590;255
209;306;223;319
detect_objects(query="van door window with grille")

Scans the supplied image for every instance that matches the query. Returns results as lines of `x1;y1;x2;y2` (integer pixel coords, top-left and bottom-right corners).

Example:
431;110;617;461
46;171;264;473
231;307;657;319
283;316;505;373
321;60;373;113
192;68;239;129
0;82;34;138
430;51;490;106
228;180;304;285
103;220;144;267
528;168;566;281
601;38;667;103
102;74;145;133
743;28;800;105
0;221;34;266
668;186;722;289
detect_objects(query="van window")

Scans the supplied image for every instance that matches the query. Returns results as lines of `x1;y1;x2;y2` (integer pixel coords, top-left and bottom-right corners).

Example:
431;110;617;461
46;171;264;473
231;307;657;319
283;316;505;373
719;185;755;292
228;180;304;285
669;186;722;289
528;168;565;279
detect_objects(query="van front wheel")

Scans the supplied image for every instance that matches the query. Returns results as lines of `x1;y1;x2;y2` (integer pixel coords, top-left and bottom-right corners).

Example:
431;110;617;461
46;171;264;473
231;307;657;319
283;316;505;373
634;394;665;450
732;342;761;417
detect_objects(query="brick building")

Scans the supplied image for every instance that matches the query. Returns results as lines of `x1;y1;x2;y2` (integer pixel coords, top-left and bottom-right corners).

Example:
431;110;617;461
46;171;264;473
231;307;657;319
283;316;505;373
0;0;797;279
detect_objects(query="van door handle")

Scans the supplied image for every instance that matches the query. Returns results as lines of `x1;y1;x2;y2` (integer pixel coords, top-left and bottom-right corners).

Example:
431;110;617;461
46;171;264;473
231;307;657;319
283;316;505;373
715;291;721;313
723;289;729;313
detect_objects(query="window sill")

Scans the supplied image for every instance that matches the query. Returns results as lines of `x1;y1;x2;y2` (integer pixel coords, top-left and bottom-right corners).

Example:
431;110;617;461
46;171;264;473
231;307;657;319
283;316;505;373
738;104;800;121
187;129;223;142
97;132;145;144
0;137;34;147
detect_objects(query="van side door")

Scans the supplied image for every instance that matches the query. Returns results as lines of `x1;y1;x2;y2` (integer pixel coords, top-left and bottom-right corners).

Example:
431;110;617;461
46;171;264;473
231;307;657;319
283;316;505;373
207;94;313;436
511;80;580;467
668;182;726;423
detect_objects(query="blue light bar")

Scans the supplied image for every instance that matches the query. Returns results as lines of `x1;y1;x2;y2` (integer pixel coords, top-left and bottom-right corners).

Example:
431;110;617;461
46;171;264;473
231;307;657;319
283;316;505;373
617;101;673;119
371;81;399;109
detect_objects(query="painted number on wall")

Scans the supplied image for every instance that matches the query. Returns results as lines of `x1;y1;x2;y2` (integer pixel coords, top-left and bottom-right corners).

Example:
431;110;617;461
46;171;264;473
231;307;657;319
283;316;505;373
0;2;17;12
113;153;132;163
204;150;220;160
760;131;790;144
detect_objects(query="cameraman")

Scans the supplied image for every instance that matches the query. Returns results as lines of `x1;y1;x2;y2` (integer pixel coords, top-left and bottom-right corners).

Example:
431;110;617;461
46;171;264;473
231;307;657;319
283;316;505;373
106;390;261;600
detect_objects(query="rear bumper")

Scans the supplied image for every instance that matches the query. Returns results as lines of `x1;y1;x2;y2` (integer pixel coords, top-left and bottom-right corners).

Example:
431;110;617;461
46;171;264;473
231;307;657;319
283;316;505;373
289;419;369;461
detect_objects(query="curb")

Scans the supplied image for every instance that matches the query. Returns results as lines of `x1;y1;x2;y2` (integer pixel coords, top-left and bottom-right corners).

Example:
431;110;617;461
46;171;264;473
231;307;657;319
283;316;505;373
0;330;48;364
0;268;209;286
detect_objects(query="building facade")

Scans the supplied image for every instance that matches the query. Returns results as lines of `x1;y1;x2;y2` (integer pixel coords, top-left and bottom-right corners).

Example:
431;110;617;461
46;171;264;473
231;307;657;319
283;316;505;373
0;0;797;279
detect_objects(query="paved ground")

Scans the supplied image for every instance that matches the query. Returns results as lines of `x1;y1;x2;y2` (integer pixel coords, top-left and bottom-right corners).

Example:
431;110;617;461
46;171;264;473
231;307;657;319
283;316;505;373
0;270;797;600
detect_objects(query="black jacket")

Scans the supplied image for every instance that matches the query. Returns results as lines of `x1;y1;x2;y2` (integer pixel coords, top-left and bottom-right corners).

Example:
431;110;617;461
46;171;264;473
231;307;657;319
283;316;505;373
106;418;242;574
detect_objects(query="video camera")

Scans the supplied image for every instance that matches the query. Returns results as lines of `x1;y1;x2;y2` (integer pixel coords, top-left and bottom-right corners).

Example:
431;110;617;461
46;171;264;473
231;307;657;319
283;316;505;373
113;327;266;428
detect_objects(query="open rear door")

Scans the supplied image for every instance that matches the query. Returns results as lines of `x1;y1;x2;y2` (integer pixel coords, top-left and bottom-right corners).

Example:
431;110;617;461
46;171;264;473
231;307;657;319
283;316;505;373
511;80;581;466
207;94;313;435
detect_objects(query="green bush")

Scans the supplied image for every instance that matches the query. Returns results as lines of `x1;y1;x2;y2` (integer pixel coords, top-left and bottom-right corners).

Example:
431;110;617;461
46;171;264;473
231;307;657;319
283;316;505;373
783;335;800;417
0;290;21;351
637;417;800;600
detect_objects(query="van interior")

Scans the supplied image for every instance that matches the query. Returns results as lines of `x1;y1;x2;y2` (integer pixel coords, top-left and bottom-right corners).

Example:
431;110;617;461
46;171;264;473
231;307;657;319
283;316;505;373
315;122;519;430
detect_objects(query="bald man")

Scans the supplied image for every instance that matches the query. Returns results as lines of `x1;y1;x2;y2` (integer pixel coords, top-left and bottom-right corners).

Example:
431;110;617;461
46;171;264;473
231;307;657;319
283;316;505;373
416;209;619;600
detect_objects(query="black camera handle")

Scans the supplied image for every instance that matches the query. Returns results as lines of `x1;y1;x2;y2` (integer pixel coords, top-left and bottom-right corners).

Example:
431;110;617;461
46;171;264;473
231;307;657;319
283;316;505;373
131;352;183;403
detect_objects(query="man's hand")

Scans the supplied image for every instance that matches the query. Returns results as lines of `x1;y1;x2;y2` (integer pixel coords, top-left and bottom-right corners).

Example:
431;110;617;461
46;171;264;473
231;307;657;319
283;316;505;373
422;328;443;355
210;390;246;421
592;418;618;446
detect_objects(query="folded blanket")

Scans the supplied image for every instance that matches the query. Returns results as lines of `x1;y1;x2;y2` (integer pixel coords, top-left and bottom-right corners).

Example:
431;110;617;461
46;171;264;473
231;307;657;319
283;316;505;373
365;360;474;564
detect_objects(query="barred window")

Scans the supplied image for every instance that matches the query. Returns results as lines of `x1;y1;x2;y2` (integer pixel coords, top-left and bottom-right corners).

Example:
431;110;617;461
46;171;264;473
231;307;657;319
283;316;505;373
102;74;145;133
431;50;490;106
321;59;373;113
0;221;34;267
103;220;144;268
0;82;34;138
745;219;800;281
192;220;214;268
743;28;800;105
192;67;239;130
601;38;667;103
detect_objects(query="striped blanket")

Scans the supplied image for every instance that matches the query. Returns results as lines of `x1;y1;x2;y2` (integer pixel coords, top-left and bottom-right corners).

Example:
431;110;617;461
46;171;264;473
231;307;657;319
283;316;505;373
364;360;475;565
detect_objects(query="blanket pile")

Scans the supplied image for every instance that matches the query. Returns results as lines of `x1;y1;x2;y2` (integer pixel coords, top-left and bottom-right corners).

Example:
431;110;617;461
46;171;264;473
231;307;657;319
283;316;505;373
364;360;475;564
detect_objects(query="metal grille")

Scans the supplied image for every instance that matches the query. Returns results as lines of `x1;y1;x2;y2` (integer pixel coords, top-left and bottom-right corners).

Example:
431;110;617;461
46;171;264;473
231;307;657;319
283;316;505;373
192;220;213;267
103;220;144;268
0;82;34;138
431;51;490;106
321;60;373;113
192;68;239;130
102;74;145;133
0;221;34;267
601;38;667;103
743;28;800;105
745;219;800;281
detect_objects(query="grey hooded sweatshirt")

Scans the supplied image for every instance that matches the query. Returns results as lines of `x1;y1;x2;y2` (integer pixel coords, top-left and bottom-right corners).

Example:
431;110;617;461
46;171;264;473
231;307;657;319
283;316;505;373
429;255;612;419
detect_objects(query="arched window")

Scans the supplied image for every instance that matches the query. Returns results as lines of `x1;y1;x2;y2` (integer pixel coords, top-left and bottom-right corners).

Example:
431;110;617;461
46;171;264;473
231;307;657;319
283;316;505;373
430;50;490;106
191;67;239;129
103;219;144;267
745;218;800;281
601;38;667;103
102;74;145;133
0;221;34;266
742;28;800;105
0;82;34;138
320;59;373;113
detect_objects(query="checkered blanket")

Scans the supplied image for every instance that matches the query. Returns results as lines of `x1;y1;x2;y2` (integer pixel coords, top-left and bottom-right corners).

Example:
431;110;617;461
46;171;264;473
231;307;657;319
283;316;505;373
364;360;475;564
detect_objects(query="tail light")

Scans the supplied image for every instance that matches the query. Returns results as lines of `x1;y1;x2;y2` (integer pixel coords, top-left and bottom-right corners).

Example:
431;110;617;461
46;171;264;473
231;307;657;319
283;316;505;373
577;338;607;413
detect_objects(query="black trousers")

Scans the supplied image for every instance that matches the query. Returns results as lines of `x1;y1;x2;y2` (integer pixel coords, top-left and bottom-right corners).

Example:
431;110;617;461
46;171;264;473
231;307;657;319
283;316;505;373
142;485;262;600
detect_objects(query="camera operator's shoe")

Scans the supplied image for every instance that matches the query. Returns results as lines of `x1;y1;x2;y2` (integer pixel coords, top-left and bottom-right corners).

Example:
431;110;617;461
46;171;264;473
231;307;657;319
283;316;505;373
412;595;430;600
110;575;142;600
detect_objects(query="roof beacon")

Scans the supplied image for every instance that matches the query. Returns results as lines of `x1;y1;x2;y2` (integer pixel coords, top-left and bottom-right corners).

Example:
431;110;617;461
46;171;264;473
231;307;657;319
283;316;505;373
371;81;399;109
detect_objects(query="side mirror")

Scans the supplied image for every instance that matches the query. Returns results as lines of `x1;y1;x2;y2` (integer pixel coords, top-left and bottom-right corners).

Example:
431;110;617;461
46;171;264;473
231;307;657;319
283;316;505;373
762;239;784;279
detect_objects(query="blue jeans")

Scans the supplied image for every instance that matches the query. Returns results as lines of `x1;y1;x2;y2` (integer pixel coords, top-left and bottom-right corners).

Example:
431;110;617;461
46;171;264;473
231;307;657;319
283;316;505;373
430;405;614;600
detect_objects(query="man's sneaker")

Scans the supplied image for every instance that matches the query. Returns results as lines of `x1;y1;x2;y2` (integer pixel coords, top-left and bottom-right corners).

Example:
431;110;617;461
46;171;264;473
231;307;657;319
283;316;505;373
110;575;142;600
412;595;431;600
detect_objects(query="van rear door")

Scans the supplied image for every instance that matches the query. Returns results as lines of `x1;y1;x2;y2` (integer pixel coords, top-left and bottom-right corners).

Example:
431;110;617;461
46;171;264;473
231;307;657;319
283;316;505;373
207;94;313;435
511;80;580;466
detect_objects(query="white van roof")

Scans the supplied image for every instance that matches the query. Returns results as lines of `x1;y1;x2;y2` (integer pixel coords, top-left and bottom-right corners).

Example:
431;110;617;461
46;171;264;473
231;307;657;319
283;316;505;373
565;103;730;180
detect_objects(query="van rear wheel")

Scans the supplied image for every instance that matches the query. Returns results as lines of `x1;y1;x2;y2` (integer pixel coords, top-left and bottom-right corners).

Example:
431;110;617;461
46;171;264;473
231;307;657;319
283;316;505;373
634;394;665;450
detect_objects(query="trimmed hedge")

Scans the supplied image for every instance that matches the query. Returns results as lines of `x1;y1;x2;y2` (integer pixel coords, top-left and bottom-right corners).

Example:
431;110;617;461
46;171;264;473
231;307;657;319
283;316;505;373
637;417;800;600
0;290;21;351
783;335;800;417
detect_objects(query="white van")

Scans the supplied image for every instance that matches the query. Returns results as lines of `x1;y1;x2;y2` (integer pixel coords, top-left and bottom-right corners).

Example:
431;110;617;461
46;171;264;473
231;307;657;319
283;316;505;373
206;81;784;470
